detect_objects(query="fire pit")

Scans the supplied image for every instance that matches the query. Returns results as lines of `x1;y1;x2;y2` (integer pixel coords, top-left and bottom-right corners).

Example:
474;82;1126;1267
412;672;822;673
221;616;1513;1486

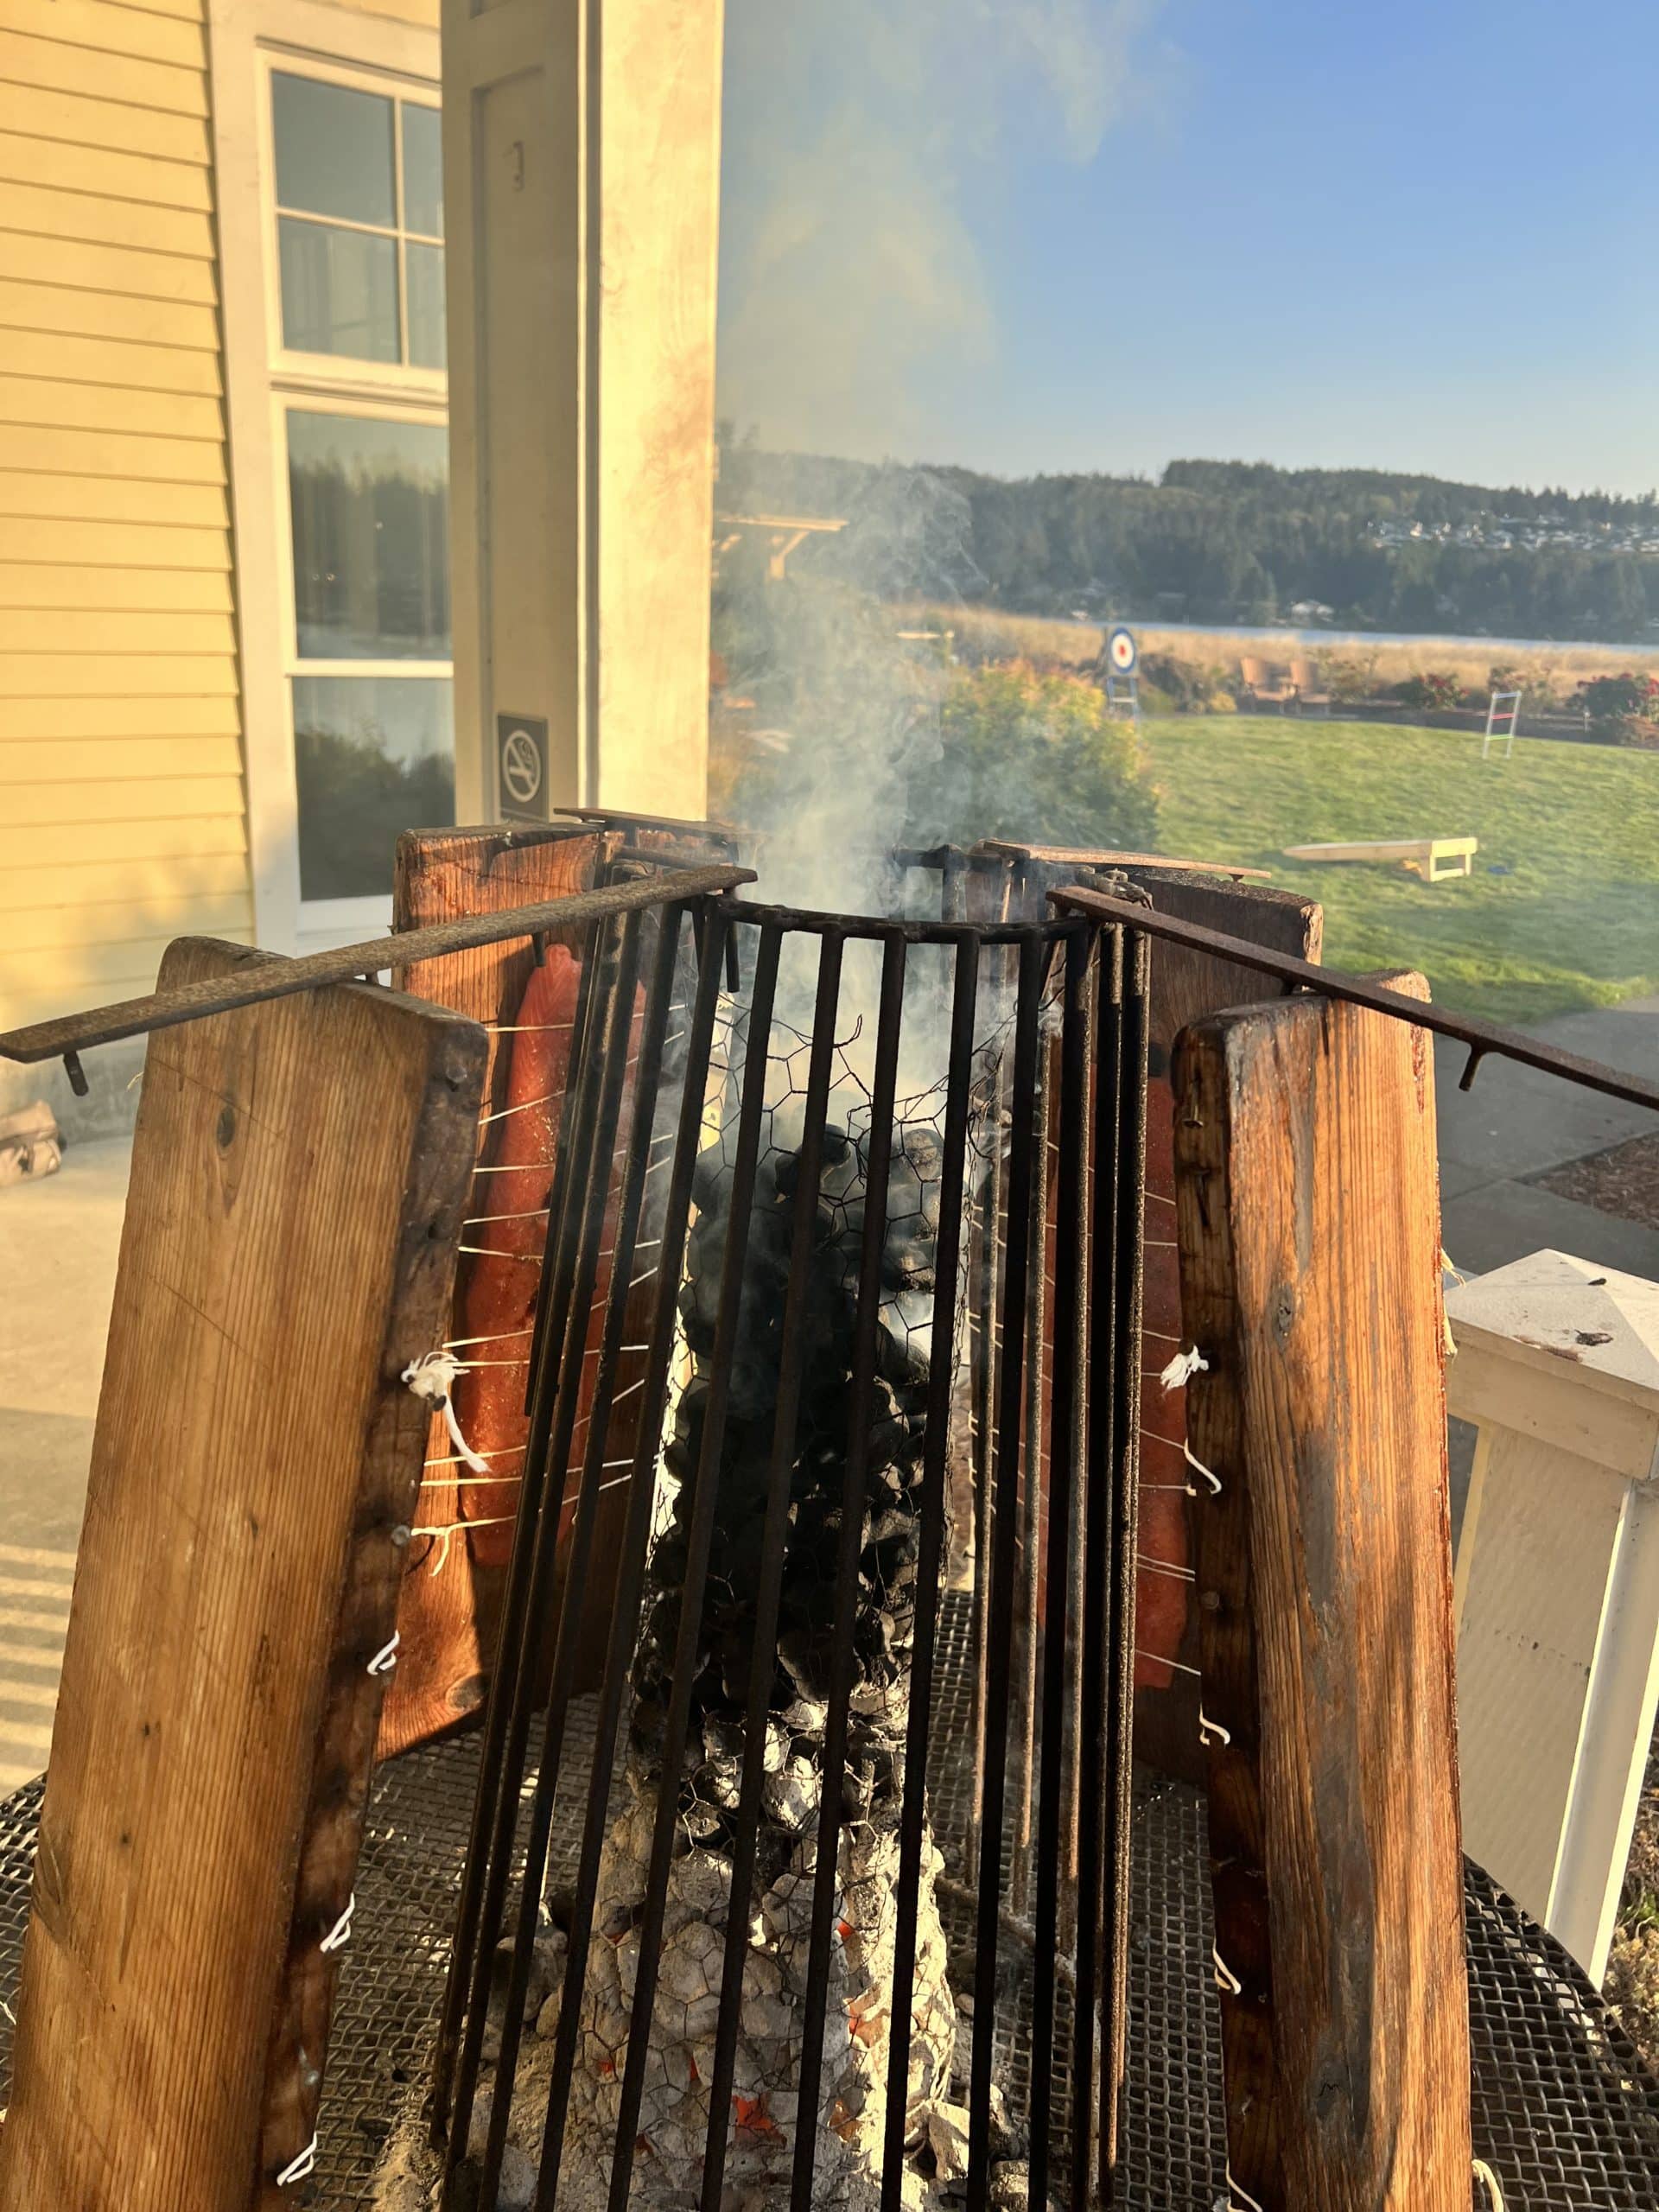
411;870;1152;2212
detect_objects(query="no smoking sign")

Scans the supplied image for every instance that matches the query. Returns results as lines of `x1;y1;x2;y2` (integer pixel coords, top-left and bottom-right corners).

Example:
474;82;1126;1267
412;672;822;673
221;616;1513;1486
496;713;549;820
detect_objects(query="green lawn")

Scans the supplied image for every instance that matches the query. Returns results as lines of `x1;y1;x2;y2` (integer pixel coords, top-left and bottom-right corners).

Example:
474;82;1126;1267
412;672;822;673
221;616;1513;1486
1141;715;1659;1025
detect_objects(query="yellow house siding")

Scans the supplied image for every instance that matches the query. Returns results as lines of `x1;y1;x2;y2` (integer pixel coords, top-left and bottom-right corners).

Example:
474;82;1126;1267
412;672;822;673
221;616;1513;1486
0;0;250;1039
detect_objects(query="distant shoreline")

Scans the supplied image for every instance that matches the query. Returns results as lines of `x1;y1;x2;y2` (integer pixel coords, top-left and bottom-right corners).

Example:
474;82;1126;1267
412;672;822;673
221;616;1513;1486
1056;616;1659;658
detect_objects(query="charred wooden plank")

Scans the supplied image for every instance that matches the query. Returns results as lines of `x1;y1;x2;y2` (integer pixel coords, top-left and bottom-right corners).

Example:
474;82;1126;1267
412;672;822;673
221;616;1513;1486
0;938;486;2212
1171;981;1470;2211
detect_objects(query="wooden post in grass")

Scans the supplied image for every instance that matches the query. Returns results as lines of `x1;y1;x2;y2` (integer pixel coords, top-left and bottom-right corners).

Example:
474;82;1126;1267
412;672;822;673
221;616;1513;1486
1171;981;1471;2211
0;939;486;2212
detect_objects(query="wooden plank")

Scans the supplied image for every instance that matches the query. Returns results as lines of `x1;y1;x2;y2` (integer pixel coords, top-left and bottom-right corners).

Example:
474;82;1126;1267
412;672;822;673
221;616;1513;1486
2;771;245;821
0;938;486;2212
378;822;613;1756
0;849;249;910
0;605;232;652
1;888;251;950
1171;984;1470;2212
0;327;221;397
1121;868;1324;1783
0;231;216;308
0;127;213;211
0;649;236;696
0;79;210;163
0;29;208;117
0;0;207;71
0;179;214;259
0;815;245;867
0;373;222;446
0;517;228;570
0;927;248;995
0;694;238;739
0;563;232;610
0;276;220;352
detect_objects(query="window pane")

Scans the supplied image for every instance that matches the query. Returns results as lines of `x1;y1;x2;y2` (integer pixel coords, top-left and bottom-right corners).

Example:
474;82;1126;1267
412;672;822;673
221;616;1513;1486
288;410;450;657
294;676;454;901
273;73;395;227
402;103;443;238
405;242;447;370
279;218;399;361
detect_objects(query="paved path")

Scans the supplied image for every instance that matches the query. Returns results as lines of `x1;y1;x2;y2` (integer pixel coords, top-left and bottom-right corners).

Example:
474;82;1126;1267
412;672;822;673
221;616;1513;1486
1437;991;1659;1281
0;1139;128;1788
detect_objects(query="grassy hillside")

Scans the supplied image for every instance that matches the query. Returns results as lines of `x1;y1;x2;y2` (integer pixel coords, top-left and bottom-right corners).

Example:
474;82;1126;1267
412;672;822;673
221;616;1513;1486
1140;716;1659;1024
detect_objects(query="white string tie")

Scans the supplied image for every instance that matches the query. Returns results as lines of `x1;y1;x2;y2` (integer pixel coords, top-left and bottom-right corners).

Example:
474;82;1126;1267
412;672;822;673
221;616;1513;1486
1198;1707;1231;1748
1185;1441;1223;1495
320;1894;355;1954
1472;2158;1505;2209
1226;2174;1266;2212
1213;1947;1243;1996
410;1515;517;1573
276;2135;319;2186
366;1633;399;1677
1160;1345;1210;1391
403;1352;490;1476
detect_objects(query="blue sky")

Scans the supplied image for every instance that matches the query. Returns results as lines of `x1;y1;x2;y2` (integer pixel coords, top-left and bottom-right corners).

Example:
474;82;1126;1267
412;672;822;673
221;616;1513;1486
718;0;1659;493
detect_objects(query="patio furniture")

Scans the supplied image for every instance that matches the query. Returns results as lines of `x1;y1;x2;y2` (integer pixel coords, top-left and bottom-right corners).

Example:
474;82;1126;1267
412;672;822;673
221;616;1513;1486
1238;655;1297;708
1288;657;1333;714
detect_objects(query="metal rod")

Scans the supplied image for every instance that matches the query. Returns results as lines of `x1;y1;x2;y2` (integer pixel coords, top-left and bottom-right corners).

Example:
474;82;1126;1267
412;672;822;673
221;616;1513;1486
713;893;1084;950
430;912;619;2139
1102;928;1151;2191
476;906;674;2203
533;910;730;2207
790;933;909;2209
1071;927;1122;2209
968;931;1045;2210
1013;1020;1050;1919
0;866;753;1067
698;931;846;2212
1027;921;1092;2203
604;924;784;2212
442;912;645;2196
880;931;981;2209
1052;883;1659;1115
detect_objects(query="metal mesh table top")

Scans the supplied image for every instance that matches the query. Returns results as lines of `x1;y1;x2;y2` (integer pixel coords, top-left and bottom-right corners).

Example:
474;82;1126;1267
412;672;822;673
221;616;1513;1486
2;1741;1657;2209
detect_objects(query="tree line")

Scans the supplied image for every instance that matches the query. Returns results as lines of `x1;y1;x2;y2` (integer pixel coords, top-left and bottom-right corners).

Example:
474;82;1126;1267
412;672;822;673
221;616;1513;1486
715;436;1659;645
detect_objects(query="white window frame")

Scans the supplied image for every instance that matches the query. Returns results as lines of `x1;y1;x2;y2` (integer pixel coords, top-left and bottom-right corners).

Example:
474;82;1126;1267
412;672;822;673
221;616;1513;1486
210;0;447;955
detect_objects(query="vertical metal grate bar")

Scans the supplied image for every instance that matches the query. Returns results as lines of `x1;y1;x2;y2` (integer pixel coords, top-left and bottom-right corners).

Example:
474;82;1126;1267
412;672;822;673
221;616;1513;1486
475;903;681;2202
789;932;910;2208
697;929;848;2212
531;908;732;2207
1027;918;1094;2200
602;922;784;2212
442;909;645;2194
967;930;1045;2210
1071;924;1125;2207
1102;928;1150;2191
432;912;616;2135
879;930;982;2207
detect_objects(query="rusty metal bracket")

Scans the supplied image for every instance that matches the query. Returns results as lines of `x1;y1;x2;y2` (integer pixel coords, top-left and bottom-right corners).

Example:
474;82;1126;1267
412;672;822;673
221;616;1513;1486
1051;884;1659;1116
0;866;755;1070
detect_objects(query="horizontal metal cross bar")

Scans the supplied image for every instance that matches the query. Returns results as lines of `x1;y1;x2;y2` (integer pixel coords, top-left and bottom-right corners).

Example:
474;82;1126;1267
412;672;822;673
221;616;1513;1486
1050;883;1659;1115
0;864;753;1070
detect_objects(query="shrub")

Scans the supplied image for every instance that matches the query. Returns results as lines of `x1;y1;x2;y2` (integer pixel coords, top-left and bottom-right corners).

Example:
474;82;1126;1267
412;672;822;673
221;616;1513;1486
925;660;1160;851
1581;671;1659;727
1315;650;1380;706
1392;671;1463;713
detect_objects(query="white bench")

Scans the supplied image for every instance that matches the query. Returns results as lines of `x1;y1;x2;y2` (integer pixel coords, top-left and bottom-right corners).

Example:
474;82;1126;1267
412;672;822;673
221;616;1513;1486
1282;836;1477;882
